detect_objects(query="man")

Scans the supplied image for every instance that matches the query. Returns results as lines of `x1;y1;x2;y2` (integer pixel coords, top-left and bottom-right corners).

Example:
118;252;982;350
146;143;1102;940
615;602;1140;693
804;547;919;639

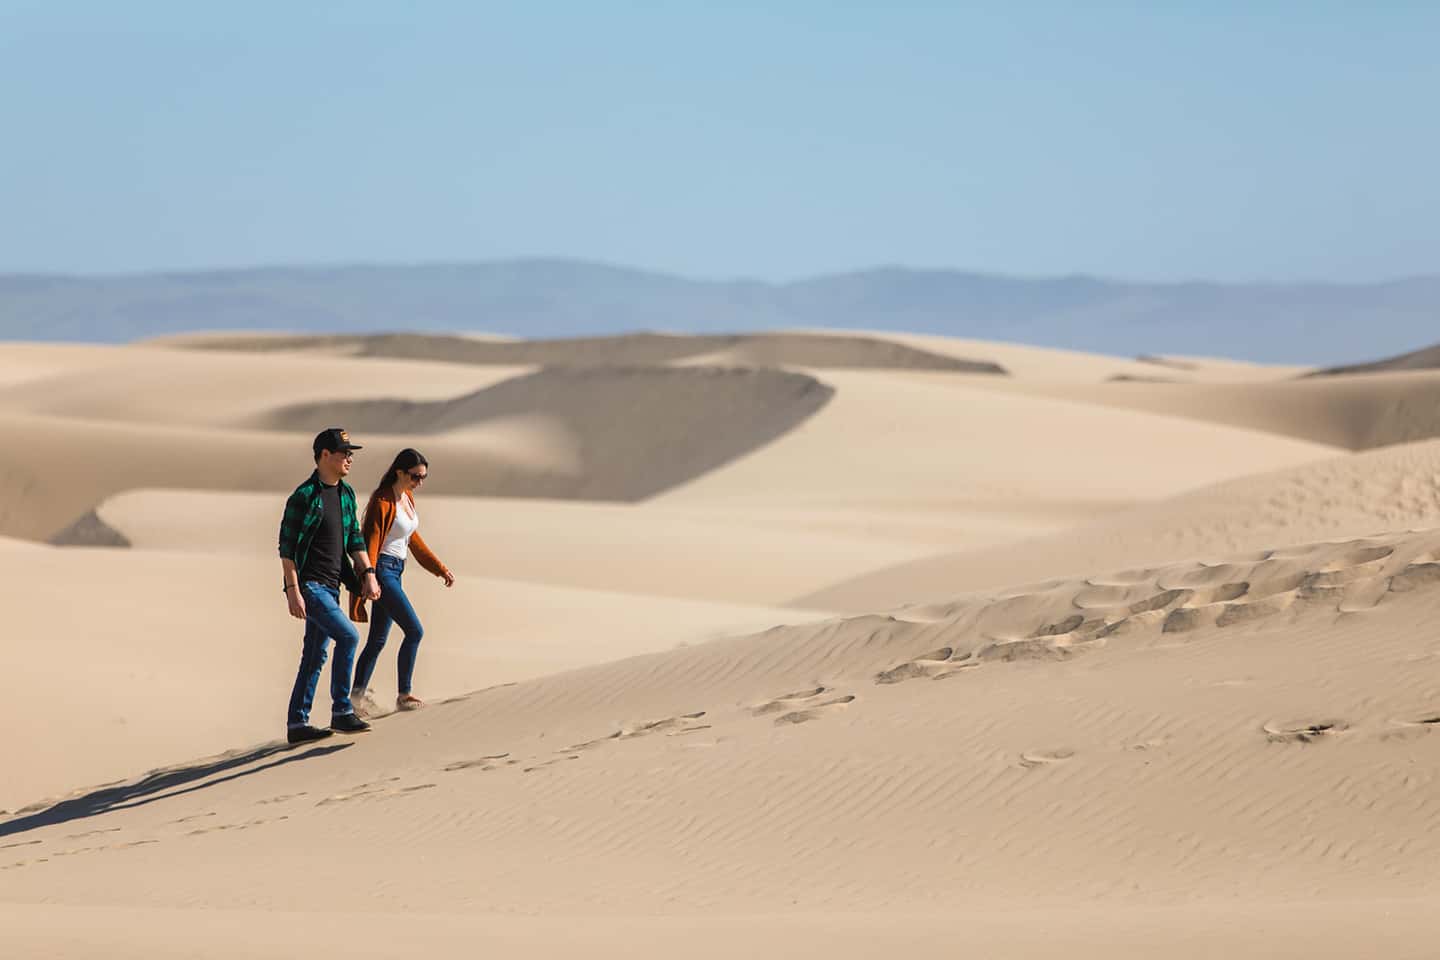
279;427;383;744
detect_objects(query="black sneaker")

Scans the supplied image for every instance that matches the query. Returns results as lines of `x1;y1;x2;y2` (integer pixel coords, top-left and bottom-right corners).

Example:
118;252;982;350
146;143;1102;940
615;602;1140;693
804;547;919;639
287;724;334;745
330;712;372;734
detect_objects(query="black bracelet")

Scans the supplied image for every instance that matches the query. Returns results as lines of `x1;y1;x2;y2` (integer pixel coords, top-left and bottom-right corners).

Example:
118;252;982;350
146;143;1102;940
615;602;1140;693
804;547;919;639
360;567;376;577
283;584;298;593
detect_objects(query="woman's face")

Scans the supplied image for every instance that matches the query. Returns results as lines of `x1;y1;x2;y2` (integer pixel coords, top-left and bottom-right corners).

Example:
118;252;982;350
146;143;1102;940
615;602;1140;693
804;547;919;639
401;464;428;491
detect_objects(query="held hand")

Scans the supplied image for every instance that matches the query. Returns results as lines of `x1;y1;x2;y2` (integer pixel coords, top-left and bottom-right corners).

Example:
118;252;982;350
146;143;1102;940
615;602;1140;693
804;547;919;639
442;570;456;588
286;587;306;620
363;572;382;601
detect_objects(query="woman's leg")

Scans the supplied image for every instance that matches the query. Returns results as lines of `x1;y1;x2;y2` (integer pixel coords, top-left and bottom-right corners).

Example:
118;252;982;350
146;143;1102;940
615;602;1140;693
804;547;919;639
352;577;396;693
377;566;425;695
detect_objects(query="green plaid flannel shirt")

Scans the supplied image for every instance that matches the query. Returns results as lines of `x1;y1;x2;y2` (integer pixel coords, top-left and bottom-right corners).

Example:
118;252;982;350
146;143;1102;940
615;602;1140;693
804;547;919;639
277;471;365;577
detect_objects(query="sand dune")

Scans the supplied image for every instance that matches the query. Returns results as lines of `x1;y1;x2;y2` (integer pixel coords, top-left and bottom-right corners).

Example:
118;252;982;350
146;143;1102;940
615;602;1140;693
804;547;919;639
0;412;580;541
828;329;1312;382
0;541;834;810
802;435;1440;610
9;328;1440;956
258;365;837;500
1311;339;1440;376
7;529;1440;954
0;343;522;428
658;370;1342;522
94;490;936;606
966;368;1440;450
161;330;1008;373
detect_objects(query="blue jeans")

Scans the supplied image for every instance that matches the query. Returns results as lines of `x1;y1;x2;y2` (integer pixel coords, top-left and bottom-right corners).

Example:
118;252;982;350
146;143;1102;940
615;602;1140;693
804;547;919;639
286;581;359;728
353;555;425;696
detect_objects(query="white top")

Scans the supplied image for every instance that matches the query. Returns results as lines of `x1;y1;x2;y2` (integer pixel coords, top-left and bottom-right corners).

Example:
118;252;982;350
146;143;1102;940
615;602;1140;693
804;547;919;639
380;494;419;560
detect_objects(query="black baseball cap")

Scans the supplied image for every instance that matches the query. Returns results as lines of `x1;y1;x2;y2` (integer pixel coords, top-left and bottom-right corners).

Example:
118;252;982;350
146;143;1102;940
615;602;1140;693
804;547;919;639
313;427;364;457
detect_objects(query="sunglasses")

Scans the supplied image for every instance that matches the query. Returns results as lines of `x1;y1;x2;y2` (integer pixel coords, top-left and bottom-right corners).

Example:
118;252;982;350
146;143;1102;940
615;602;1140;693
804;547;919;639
407;471;427;482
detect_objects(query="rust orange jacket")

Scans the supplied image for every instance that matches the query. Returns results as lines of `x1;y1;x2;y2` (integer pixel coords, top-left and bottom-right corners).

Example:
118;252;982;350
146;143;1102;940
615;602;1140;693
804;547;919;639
347;486;451;622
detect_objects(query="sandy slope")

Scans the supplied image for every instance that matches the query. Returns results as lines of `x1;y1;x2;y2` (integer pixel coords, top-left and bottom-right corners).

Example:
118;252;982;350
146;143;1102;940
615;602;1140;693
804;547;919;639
7;329;1440;956
965;368;1440;450
157;330;1009;373
657;370;1341;520
0;542;833;810
803;436;1440;611
256;365;838;500
0;342;523;426
95;490;937;605
1311;338;1440;376
7;530;1440;954
0;412;581;541
831;329;1314;382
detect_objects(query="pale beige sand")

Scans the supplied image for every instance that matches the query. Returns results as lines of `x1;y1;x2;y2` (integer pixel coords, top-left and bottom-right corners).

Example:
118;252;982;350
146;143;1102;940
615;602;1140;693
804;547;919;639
821;329;1313;382
6;329;1440;956
0;343;140;387
0;413;580;540
7;531;1440;955
96;490;937;605
158;329;1009;373
0;542;832;810
0;343;526;427
1312;339;1440;376
658;370;1341;519
255;365;838;500
961;368;1440;450
803;436;1440;610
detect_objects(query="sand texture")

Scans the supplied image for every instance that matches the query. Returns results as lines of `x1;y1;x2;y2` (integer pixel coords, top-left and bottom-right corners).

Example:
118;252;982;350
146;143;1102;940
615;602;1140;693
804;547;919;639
5;330;1440;956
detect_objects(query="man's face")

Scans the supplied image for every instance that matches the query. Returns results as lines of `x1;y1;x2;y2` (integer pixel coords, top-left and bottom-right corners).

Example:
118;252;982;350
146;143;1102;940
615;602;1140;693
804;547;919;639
321;448;354;476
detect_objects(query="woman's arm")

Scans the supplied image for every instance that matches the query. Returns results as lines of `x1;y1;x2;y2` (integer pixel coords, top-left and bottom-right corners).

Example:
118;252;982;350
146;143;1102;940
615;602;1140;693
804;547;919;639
409;531;453;585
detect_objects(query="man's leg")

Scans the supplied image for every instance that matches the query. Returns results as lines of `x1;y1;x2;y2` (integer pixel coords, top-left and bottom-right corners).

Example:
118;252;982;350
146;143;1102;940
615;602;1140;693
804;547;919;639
303;584;361;719
286;587;332;728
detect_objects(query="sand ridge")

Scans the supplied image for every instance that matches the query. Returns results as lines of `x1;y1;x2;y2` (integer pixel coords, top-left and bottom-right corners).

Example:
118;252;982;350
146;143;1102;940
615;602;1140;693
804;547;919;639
158;330;1010;374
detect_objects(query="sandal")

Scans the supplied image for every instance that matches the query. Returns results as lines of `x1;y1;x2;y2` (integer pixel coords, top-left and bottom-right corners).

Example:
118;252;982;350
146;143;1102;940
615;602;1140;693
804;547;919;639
396;694;424;712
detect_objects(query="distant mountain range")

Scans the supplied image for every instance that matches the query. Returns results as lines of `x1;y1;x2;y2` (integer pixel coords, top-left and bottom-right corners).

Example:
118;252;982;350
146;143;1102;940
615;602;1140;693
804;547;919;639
2;260;1437;365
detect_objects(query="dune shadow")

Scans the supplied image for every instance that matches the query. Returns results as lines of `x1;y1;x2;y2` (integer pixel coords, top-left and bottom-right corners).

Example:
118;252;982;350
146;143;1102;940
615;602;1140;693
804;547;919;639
256;365;838;501
0;741;352;839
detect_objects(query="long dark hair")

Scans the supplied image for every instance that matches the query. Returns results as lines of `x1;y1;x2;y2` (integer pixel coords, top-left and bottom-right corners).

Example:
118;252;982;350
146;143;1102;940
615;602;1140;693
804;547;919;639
371;448;429;501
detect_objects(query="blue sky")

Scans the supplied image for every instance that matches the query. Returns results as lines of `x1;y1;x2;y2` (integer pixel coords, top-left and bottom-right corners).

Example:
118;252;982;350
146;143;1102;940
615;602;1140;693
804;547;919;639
1;1;1435;282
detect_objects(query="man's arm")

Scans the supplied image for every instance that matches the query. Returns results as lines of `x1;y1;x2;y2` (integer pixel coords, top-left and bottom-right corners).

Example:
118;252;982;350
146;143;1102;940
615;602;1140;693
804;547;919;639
277;491;305;562
351;550;381;601
281;558;305;620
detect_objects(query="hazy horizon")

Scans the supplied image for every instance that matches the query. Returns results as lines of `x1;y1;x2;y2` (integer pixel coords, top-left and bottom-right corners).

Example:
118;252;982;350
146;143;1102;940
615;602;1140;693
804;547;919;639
5;256;1439;289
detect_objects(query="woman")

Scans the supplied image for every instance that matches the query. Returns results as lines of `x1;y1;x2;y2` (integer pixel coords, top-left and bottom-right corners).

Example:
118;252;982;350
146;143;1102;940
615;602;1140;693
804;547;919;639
349;448;455;715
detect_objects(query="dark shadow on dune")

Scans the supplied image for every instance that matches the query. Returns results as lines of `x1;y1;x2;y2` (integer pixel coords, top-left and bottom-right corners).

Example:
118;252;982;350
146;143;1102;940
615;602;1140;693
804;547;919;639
175;331;1009;375
47;509;131;548
258;365;839;501
1305;341;1440;377
0;742;352;839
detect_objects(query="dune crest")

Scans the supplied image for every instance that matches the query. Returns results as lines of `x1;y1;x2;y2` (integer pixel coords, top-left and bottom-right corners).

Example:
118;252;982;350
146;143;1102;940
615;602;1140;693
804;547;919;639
259;365;836;500
164;330;1008;374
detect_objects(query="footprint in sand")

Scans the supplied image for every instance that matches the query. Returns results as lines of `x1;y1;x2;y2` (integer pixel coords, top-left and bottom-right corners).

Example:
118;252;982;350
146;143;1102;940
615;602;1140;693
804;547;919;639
315;776;436;804
571;712;712;751
443;753;511;773
874;647;977;684
1263;720;1348;744
1380;714;1440;741
752;688;856;726
1019;748;1075;768
522;755;581;774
